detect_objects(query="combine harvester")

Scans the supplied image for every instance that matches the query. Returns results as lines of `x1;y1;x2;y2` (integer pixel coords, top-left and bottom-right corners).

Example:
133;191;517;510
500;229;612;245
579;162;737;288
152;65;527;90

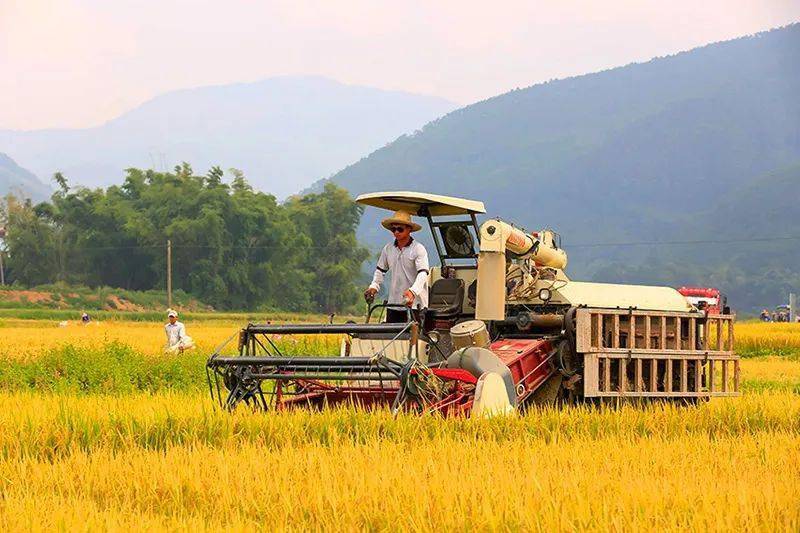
207;192;739;416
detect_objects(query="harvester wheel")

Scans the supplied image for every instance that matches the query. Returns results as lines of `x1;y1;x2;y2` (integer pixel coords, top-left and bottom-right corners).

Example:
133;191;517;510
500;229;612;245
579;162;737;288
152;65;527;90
556;339;580;377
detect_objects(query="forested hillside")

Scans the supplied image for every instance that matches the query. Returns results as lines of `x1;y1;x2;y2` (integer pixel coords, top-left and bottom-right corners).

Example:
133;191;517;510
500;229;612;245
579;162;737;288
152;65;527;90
326;25;800;312
0;167;367;312
0;153;50;201
0;76;456;198
593;163;800;309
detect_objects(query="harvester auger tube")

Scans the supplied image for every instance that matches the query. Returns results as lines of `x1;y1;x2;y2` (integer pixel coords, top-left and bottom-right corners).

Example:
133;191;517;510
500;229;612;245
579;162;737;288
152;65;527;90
446;347;517;408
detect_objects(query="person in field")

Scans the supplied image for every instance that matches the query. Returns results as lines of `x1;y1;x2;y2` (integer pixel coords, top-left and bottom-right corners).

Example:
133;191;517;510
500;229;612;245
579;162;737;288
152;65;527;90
164;309;194;353
364;210;429;323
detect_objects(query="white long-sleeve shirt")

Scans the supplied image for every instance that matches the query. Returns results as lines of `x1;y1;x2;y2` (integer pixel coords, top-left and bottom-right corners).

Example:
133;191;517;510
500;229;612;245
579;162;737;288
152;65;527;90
369;237;429;308
165;321;187;347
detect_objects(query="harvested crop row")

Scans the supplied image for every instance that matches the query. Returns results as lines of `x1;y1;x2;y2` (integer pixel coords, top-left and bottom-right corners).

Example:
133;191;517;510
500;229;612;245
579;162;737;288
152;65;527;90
0;346;796;394
1;319;798;361
0;392;798;457
1;430;797;531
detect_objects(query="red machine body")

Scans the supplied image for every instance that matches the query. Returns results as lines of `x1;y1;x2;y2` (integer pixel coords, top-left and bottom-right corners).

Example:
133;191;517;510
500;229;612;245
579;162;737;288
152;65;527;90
209;329;556;416
678;286;727;315
490;338;555;402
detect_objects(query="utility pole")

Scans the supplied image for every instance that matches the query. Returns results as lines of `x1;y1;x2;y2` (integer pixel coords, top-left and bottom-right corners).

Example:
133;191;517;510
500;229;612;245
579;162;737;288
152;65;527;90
167;239;172;309
0;226;5;286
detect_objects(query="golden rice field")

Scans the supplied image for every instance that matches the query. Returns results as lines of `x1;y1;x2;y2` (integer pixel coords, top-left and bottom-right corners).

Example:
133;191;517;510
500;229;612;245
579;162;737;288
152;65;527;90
0;317;798;530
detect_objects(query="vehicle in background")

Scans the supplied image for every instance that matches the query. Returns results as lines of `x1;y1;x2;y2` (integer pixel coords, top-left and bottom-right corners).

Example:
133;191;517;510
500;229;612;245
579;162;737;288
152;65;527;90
677;286;730;315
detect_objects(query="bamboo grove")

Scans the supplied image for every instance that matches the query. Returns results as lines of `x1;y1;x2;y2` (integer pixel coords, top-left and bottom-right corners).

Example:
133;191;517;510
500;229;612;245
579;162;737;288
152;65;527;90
0;167;369;312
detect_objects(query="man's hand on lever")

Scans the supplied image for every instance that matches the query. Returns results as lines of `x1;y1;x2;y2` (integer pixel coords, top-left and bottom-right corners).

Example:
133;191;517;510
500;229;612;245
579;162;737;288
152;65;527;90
403;289;415;307
364;287;377;304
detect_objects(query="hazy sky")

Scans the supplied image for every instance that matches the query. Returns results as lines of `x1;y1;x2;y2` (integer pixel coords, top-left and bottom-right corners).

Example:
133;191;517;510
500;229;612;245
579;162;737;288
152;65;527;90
2;0;799;130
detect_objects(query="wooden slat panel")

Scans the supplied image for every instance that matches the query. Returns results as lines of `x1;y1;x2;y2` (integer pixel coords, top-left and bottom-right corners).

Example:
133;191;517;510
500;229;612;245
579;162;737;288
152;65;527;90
680;359;688;393
575;308;593;352
722;359;729;392
596;313;604;349
583;353;599;396
734;359;740;392
688;318;696;351
612;315;620;349
581;352;736;361
635;358;643;392
728;319;735;352
716;318;723;351
618;358;626;393
629;313;636;349
675;317;681;351
660;317;667;351
644;316;651;349
665;360;673;393
576;309;731;319
694;360;702;392
604;357;611;392
709;360;715;393
592;391;740;398
582;349;735;358
650;359;658;392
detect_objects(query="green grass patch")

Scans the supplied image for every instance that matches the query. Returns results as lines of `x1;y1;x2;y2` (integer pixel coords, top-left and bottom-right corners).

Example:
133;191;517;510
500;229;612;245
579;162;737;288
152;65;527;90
741;378;800;394
0;308;359;323
738;347;800;359
0;338;341;394
0;343;206;394
0;283;205;311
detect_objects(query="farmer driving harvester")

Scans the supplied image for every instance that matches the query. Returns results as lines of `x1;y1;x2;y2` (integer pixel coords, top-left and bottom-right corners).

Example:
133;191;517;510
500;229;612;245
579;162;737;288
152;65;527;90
364;210;429;323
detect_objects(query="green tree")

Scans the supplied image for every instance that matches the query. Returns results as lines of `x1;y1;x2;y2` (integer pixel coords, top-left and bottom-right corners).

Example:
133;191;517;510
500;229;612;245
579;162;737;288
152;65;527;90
286;182;370;313
1;168;368;312
0;196;58;285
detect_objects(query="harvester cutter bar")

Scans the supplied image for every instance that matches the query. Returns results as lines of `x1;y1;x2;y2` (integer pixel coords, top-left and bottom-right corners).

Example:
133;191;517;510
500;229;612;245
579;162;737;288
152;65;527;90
208;356;405;378
243;323;411;334
207;320;428;411
210;355;401;368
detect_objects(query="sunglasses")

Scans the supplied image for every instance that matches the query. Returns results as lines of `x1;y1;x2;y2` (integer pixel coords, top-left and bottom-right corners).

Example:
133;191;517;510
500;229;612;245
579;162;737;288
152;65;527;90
390;226;408;233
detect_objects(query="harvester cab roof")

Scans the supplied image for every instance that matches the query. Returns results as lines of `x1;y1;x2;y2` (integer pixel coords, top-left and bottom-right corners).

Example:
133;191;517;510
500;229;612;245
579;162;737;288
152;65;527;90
206;190;739;417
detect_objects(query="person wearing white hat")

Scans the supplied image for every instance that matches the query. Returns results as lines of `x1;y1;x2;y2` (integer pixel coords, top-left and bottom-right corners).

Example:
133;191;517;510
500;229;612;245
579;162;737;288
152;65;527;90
164;309;193;353
364;210;429;322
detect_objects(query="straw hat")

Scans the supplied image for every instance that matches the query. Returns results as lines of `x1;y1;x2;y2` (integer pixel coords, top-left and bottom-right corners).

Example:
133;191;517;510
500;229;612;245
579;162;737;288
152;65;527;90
167;309;178;318
381;210;421;232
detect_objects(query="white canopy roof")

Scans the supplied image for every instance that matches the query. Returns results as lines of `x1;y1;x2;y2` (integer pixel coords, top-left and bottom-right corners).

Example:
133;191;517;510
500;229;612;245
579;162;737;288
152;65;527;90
355;191;486;216
556;281;694;312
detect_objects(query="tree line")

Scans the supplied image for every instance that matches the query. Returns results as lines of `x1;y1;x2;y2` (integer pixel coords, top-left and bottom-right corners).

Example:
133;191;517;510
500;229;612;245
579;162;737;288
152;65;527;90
0;165;369;312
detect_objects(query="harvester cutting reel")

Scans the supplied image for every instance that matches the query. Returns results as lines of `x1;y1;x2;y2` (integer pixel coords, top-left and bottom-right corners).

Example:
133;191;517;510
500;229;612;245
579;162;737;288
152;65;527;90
205;306;551;417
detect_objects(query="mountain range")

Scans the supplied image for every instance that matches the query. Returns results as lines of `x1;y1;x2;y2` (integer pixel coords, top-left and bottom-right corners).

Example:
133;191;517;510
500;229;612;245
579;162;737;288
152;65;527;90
0;76;457;199
2;25;798;312
324;24;800;312
0;153;50;201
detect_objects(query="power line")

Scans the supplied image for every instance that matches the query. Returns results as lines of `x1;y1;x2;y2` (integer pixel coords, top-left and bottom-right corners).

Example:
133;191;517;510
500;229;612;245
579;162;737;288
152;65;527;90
44;235;800;252
569;235;800;248
61;244;349;251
